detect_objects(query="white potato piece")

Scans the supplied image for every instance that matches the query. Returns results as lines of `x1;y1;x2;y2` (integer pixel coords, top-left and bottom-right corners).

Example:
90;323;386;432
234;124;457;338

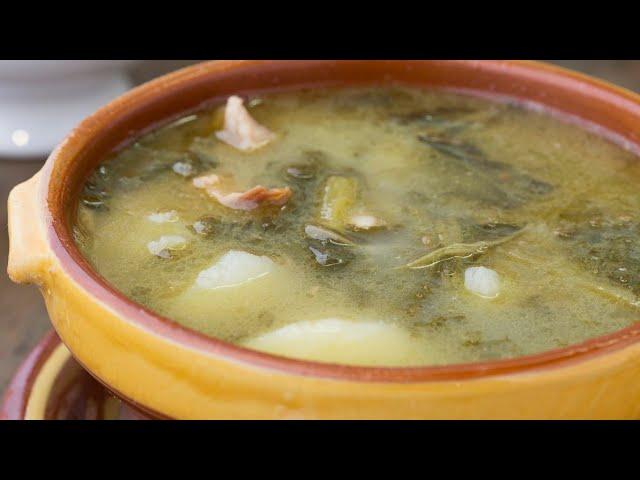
147;235;187;259
195;250;275;289
464;266;501;298
162;250;299;339
243;318;432;366
147;210;179;223
172;161;194;177
215;95;276;151
192;173;220;189
348;214;387;230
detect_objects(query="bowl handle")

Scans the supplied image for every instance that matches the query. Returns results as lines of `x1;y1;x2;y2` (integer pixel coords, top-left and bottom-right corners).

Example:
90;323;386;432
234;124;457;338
7;172;51;285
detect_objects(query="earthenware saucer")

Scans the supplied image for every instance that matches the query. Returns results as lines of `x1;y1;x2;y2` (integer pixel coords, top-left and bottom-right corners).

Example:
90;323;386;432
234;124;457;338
0;331;150;420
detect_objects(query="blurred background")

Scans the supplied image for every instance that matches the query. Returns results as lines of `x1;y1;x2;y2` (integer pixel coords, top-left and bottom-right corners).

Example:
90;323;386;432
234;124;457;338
1;60;639;390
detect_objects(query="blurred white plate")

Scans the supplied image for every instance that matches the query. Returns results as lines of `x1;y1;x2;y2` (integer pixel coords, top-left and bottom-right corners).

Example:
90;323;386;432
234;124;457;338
0;60;139;160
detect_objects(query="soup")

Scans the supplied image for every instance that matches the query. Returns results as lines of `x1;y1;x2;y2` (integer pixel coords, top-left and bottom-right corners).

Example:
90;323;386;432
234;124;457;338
73;86;640;366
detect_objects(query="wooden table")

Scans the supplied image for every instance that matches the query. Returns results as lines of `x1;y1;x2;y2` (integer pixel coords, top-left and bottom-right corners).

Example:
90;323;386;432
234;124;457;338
1;60;639;392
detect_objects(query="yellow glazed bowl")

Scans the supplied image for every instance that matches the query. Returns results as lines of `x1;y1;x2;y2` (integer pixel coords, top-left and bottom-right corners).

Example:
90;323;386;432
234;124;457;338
8;60;640;419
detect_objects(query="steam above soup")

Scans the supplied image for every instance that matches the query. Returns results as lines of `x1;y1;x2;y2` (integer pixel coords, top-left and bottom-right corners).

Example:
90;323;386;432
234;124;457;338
73;86;640;366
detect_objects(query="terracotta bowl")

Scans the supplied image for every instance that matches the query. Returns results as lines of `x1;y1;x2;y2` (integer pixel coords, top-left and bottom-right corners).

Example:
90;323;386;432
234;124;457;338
7;60;640;419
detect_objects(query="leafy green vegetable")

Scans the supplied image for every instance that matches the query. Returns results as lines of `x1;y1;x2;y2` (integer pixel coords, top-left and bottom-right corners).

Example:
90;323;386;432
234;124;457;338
406;225;527;269
304;224;355;246
320;175;359;229
308;242;355;267
556;207;640;296
418;135;553;206
284;150;327;181
80;165;111;211
392;106;499;135
463;222;523;242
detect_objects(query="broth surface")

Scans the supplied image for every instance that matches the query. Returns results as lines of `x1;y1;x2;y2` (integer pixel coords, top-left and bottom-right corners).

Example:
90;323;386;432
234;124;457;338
73;86;640;366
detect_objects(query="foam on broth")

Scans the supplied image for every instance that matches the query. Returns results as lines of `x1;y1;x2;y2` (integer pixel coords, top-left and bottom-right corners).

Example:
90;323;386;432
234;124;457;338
73;86;640;366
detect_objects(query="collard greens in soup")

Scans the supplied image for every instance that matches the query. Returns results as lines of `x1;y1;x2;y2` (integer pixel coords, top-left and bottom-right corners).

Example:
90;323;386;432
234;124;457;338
73;86;640;366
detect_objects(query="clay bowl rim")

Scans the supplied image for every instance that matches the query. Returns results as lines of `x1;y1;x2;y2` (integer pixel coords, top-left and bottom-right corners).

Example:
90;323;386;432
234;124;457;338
43;60;640;383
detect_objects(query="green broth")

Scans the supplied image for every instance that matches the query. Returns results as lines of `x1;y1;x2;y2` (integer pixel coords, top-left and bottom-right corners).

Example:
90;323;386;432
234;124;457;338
73;86;640;366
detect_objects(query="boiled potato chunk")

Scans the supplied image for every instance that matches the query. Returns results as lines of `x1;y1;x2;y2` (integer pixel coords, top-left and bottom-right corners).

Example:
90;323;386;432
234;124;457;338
195;250;275;289
464;266;501;298
243;318;433;366
162;250;297;339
